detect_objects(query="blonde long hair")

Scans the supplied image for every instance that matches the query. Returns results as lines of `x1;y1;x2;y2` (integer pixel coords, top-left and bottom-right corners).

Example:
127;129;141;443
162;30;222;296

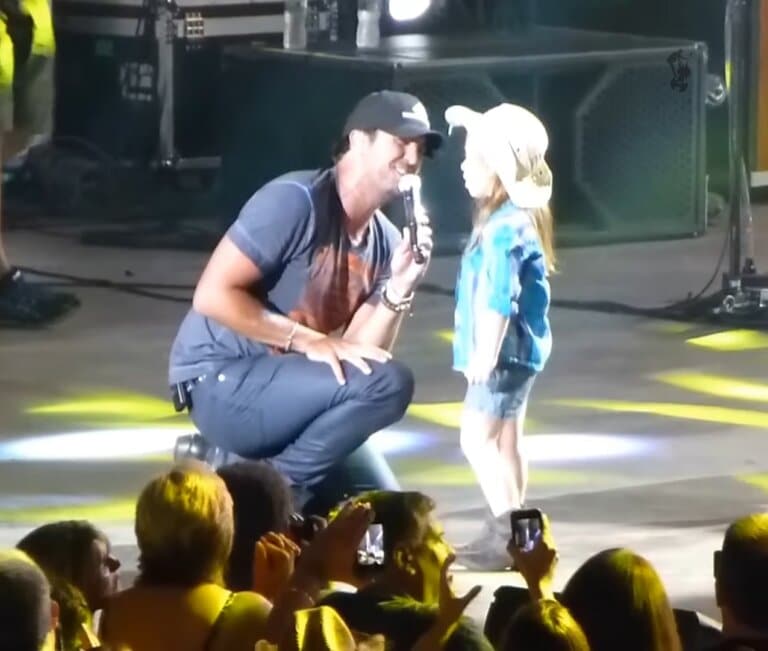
473;176;557;274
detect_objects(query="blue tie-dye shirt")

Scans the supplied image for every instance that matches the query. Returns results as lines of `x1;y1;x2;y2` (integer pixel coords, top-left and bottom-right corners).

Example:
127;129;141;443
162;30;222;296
453;201;552;373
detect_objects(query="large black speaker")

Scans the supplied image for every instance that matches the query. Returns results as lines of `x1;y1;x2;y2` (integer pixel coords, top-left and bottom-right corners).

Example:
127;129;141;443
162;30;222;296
527;0;741;194
218;28;707;248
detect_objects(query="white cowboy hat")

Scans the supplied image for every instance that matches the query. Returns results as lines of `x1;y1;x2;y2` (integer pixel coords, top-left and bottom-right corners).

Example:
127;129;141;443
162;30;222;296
445;103;553;209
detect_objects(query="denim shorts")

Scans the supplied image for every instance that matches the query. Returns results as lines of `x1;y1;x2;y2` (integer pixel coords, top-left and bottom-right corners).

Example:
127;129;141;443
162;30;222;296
464;365;537;419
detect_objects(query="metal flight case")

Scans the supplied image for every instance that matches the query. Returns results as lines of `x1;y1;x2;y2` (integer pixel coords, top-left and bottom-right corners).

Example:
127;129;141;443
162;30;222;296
53;0;283;170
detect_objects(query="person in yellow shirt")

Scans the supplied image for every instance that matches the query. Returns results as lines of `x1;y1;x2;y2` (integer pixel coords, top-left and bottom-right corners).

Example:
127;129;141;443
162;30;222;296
0;0;79;324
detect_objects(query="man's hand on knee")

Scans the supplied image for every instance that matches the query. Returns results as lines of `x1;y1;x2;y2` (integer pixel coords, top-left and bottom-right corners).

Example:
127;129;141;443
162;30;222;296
301;336;391;385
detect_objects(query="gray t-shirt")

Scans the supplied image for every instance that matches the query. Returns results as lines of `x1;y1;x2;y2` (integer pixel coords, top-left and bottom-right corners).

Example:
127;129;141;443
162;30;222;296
169;168;401;384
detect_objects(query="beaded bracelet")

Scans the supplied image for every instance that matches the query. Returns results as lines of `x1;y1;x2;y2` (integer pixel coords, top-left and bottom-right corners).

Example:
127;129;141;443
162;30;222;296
381;284;413;313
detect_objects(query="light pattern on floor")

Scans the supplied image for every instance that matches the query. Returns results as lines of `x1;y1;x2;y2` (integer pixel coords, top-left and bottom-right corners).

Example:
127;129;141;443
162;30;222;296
686;329;768;352
655;372;768;403
26;393;180;420
551;399;768;428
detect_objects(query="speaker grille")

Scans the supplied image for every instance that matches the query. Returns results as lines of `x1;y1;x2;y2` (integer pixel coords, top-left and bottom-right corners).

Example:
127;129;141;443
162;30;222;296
575;61;700;233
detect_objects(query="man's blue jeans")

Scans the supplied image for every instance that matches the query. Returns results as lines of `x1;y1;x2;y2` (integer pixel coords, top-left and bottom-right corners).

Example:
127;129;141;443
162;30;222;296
189;352;414;507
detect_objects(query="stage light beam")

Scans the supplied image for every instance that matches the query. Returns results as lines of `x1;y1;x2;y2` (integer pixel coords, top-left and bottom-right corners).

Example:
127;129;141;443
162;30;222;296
656;372;768;403
686;329;768;351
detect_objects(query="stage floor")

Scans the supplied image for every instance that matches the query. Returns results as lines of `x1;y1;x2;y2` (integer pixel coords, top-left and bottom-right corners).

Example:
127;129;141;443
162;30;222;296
1;204;767;624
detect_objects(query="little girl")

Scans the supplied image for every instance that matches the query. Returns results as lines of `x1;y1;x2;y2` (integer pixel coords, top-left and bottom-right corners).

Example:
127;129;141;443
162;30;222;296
445;103;556;571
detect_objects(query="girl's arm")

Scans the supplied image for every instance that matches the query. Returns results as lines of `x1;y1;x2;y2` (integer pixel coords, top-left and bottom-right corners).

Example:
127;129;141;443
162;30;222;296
464;309;509;383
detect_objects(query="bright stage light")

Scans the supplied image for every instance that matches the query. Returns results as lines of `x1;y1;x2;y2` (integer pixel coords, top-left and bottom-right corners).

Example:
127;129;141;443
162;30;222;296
389;0;430;21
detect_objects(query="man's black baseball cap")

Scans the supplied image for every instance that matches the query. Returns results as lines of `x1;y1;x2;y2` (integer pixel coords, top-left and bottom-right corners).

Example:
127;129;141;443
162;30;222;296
342;90;444;155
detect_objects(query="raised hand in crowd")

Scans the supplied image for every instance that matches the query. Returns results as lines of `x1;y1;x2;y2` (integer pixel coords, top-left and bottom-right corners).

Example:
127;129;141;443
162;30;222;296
263;501;373;642
288;513;327;550
507;512;559;601
252;532;301;603
413;552;482;651
293;500;373;589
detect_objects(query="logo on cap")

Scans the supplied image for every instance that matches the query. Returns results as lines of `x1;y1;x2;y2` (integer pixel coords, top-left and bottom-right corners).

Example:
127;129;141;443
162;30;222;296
402;102;430;127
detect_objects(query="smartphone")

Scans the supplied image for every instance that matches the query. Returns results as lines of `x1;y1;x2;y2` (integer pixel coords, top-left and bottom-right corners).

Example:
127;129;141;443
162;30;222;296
510;508;544;552
356;523;385;568
288;513;316;544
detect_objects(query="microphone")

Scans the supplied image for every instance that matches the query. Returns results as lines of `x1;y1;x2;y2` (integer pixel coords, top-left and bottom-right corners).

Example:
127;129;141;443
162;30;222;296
398;174;426;264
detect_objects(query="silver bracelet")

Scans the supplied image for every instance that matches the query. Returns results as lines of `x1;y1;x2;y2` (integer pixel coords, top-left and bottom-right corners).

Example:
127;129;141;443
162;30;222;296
284;321;299;352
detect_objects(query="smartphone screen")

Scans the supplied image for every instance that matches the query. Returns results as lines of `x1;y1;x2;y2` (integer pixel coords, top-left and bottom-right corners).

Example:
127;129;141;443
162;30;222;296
356;523;385;567
511;509;543;552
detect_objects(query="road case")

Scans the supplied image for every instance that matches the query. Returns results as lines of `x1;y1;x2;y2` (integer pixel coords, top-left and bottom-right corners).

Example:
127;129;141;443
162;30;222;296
53;0;283;169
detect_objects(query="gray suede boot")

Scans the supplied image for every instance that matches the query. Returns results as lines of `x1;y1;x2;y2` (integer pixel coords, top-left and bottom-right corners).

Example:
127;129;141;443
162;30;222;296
454;510;514;571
